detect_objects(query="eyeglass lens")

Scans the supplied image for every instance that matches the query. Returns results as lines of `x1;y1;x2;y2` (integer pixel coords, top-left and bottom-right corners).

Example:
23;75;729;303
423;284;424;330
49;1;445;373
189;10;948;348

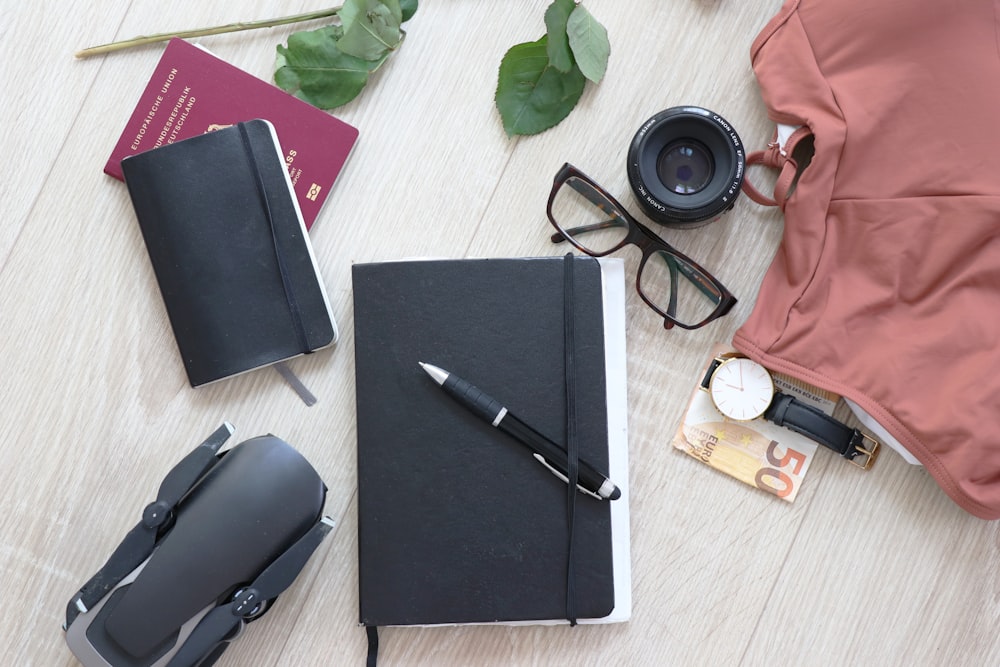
550;174;725;328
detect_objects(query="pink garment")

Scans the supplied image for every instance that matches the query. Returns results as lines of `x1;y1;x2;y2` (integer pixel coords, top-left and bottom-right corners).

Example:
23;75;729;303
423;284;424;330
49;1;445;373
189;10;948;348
734;0;1000;518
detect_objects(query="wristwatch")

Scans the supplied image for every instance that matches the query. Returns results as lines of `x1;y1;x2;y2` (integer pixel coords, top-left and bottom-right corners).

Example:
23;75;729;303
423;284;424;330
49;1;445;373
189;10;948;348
700;354;880;469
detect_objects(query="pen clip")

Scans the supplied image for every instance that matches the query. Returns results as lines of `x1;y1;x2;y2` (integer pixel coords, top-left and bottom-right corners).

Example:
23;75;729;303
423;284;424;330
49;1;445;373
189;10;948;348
532;453;602;500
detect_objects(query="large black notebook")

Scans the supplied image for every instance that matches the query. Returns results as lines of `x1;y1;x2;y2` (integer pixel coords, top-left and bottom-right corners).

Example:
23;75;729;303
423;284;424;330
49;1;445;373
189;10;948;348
352;257;630;628
121;119;337;386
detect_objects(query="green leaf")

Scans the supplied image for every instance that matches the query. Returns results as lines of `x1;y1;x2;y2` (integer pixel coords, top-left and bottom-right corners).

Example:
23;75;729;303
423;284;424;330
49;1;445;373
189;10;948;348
383;0;404;24
544;0;576;73
566;4;609;83
339;0;362;32
338;0;404;61
340;0;402;30
495;36;587;137
400;0;418;22
275;25;378;109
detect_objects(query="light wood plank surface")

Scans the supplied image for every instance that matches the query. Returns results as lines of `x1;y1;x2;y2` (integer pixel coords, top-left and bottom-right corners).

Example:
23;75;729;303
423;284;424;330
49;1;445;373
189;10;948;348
3;1;999;665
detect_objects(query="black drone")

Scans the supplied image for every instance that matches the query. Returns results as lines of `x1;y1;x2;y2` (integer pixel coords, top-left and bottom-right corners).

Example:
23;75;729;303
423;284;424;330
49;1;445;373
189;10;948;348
63;423;333;667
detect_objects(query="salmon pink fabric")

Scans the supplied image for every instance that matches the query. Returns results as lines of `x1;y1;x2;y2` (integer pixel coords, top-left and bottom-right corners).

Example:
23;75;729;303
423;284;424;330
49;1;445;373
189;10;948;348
734;0;1000;518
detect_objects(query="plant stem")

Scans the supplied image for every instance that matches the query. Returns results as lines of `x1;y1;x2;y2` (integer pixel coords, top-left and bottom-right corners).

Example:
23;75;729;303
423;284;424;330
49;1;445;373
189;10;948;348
75;6;342;59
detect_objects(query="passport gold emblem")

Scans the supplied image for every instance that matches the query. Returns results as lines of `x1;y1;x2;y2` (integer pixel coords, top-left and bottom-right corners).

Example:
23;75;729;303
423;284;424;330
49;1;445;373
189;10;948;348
307;183;322;201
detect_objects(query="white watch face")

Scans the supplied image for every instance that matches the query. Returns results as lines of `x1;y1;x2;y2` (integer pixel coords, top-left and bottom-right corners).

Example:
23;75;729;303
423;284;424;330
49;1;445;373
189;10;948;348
709;358;775;421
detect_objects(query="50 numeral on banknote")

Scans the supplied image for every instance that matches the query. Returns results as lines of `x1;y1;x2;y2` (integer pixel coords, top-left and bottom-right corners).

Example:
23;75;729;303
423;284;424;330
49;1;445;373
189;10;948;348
755;440;807;499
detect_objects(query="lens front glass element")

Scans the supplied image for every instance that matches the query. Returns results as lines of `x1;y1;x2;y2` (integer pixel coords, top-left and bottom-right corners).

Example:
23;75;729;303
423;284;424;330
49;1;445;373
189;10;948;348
657;139;714;195
550;176;629;255
639;249;724;326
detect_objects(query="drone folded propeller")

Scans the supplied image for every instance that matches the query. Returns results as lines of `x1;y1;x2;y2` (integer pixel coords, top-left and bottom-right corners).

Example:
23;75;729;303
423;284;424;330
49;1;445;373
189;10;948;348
64;423;334;667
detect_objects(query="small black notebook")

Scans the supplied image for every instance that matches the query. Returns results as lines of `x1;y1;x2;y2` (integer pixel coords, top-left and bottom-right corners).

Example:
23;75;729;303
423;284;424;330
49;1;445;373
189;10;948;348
121;119;337;386
352;257;630;629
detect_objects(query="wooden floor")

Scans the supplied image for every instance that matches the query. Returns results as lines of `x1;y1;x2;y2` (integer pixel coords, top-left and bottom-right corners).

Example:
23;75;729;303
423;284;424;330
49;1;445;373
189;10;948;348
4;1;1000;665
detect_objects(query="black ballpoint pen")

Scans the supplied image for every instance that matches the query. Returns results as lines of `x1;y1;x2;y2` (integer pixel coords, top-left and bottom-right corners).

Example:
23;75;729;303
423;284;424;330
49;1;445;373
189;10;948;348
419;362;621;501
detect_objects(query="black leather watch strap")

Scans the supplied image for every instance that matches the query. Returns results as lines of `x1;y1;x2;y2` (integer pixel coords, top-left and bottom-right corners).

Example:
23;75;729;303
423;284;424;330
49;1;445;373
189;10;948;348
764;392;866;461
699;357;724;390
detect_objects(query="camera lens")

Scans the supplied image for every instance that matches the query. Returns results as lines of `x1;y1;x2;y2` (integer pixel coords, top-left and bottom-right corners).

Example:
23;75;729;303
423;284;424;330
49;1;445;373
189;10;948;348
627;107;745;227
658;139;714;195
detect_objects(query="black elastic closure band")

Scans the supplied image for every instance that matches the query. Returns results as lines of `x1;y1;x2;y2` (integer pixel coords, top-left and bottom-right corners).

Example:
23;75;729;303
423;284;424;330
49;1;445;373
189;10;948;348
238;122;311;354
562;252;579;626
366;625;379;667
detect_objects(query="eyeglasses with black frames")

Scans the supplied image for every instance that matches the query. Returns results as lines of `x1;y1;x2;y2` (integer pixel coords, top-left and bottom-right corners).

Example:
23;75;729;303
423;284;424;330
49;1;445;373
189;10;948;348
546;162;737;330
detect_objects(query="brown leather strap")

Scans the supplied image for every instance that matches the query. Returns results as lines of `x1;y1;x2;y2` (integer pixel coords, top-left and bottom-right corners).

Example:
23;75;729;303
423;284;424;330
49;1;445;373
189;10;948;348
741;126;811;210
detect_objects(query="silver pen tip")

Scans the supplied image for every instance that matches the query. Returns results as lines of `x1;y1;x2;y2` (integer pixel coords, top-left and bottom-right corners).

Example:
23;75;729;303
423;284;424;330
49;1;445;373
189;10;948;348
419;362;449;385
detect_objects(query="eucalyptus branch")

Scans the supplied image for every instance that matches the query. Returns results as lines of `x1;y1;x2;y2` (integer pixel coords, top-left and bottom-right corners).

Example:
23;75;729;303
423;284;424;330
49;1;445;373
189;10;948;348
75;7;342;59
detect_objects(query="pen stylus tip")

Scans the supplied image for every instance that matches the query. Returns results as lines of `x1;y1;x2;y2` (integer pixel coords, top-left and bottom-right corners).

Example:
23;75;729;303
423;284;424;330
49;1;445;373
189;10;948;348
418;362;449;385
609;487;621;501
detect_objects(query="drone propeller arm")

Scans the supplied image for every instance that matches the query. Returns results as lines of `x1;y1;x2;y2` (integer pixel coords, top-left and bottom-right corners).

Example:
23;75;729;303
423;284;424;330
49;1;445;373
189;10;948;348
64;423;235;629
165;516;335;667
64;518;146;627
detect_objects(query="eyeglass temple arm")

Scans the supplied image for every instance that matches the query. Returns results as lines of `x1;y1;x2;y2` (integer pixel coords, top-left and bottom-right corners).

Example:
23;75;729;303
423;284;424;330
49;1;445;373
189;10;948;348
664;257;680;326
551;227;723;306
664;255;723;305
549;220;620;243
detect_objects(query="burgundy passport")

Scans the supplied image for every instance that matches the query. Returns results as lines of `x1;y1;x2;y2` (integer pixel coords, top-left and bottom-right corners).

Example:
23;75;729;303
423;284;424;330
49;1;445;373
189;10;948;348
105;38;358;229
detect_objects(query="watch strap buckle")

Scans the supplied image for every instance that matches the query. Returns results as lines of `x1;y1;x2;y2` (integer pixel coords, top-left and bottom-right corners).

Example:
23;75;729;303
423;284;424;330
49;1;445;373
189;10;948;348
846;432;880;470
